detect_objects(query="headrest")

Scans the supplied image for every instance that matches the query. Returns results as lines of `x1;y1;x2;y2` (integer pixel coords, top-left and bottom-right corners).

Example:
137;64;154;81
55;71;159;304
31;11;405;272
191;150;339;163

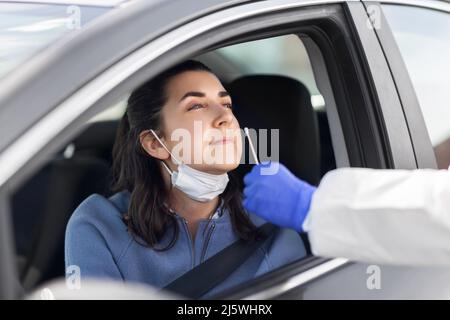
71;120;119;163
227;75;321;185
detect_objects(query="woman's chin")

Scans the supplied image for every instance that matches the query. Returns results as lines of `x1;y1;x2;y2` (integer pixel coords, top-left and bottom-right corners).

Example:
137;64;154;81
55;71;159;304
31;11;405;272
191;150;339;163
200;162;239;175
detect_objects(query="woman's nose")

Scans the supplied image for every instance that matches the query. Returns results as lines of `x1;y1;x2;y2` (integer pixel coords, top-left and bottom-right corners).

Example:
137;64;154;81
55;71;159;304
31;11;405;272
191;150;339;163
212;104;233;128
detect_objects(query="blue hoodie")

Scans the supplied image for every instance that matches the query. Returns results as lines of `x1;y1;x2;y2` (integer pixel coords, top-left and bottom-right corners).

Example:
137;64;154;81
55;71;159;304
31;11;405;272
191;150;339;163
65;190;307;298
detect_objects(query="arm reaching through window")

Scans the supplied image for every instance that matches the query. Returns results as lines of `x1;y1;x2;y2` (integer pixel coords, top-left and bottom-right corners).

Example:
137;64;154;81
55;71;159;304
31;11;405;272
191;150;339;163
243;162;450;266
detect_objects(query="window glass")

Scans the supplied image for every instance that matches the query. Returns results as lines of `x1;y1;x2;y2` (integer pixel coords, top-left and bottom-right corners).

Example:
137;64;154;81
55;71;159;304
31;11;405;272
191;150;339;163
201;34;325;109
0;3;109;79
383;4;450;168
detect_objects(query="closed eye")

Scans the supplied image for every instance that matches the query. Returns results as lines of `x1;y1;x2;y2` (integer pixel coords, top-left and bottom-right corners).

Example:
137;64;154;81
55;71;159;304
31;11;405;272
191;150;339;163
187;103;205;111
187;103;232;111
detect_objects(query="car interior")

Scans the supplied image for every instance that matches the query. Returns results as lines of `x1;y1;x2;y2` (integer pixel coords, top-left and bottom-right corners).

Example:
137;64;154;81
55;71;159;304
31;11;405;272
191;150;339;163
10;34;337;294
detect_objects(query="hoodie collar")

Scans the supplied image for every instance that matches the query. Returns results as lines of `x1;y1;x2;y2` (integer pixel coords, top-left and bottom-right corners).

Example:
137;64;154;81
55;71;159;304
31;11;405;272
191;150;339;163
111;190;230;223
165;197;226;222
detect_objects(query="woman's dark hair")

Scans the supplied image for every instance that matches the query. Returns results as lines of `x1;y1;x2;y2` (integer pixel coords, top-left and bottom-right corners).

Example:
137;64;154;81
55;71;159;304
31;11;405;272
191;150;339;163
110;59;257;250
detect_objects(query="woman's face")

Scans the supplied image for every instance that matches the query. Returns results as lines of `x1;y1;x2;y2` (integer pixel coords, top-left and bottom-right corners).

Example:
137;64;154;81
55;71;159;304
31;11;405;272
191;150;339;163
158;70;242;175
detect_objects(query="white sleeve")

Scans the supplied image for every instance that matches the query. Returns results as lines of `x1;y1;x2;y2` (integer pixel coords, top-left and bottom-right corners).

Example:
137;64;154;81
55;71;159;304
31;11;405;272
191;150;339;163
302;167;450;266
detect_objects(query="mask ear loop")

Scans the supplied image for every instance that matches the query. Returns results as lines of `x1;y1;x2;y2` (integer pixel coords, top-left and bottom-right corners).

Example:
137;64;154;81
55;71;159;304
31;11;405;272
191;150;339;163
160;160;173;176
148;129;179;212
149;129;181;175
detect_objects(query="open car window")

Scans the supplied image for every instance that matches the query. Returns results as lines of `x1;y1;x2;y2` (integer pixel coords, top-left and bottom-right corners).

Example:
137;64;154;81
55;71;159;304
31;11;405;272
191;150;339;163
11;32;339;297
210;35;325;110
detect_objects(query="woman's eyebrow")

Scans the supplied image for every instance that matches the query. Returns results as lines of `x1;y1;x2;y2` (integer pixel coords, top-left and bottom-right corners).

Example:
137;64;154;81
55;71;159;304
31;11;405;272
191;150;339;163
179;90;230;102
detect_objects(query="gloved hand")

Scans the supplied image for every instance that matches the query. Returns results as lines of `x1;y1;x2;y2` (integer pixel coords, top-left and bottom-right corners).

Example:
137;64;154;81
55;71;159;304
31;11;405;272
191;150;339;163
243;162;317;232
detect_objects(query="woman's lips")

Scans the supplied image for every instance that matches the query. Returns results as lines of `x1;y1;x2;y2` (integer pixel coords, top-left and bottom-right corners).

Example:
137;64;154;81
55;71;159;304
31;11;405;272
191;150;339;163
210;137;234;145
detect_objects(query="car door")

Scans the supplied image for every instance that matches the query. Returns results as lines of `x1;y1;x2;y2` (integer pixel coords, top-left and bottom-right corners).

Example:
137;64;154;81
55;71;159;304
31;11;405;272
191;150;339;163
0;0;424;299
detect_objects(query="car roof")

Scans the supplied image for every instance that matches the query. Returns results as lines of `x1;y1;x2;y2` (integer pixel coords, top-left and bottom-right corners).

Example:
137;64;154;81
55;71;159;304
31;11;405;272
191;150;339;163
0;0;131;7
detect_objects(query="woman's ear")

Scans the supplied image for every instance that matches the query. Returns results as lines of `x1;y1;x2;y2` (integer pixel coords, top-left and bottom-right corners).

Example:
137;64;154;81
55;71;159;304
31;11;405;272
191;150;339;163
139;130;170;160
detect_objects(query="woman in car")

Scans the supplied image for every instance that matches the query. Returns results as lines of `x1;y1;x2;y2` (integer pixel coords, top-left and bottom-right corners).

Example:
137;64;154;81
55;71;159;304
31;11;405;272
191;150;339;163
65;60;307;298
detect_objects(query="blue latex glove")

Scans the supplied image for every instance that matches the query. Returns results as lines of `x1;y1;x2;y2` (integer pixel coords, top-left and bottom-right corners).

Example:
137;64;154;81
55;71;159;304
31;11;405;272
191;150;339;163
243;162;317;232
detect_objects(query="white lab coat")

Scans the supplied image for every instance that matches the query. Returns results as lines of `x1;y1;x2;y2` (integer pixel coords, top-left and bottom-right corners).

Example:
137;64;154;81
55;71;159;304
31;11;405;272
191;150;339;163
303;167;450;266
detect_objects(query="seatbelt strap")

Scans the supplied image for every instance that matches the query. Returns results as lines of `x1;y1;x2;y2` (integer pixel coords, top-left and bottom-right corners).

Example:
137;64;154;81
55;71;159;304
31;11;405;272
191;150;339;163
163;222;278;299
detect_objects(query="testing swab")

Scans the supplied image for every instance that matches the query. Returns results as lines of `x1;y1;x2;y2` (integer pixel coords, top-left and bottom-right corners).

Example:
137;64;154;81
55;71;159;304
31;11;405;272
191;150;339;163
244;127;259;165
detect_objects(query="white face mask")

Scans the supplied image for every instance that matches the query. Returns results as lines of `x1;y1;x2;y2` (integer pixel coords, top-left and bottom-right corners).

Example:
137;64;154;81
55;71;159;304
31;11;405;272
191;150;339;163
150;130;229;202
